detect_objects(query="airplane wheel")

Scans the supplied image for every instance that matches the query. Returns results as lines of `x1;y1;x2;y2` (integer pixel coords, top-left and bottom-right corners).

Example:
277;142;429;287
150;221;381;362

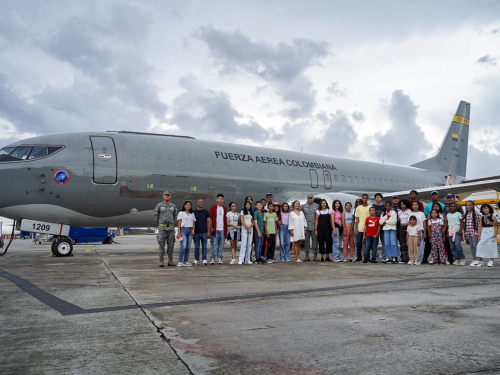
53;239;73;257
51;241;57;255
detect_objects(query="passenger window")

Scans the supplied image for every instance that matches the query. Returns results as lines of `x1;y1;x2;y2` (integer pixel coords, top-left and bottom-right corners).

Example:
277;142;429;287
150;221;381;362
334;174;338;182
361;177;365;184
341;175;345;182
367;178;371;185
354;176;358;184
348;175;352;183
11;147;31;160
384;179;388;185
28;147;48;159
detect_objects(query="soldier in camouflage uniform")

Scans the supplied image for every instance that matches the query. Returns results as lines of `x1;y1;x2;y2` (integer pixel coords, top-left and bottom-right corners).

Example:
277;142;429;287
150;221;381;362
154;191;178;267
301;194;319;261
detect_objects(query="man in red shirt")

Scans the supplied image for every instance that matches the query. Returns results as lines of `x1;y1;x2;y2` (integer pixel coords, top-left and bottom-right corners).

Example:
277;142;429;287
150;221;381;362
363;207;380;263
209;193;227;264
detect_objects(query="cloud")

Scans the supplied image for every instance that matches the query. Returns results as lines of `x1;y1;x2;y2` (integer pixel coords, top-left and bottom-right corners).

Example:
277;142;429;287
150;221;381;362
476;54;497;66
352;111;365;122
195;26;330;119
326;82;347;97
374;90;432;165
161;74;276;143
467;145;500;179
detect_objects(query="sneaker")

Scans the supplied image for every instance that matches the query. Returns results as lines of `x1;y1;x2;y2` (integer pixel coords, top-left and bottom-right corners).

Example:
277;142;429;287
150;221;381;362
246;261;253;265
192;260;199;265
362;259;368;263
177;262;185;267
184;262;192;267
459;260;466;266
296;259;303;262
286;259;290;262
349;257;354;262
229;259;237;265
333;259;341;262
488;260;494;267
203;260;208;265
267;259;273;264
210;259;215;265
218;258;223;264
325;257;332;262
343;258;349;262
453;261;460;266
480;261;485;266
238;261;243;265
408;261;414;265
414;262;421;265
446;260;451;265
371;259;378;263
273;258;278;263
398;260;406;264
470;260;480;266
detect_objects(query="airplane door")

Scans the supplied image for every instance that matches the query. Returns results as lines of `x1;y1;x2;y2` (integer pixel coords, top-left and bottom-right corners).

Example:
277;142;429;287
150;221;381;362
90;136;117;184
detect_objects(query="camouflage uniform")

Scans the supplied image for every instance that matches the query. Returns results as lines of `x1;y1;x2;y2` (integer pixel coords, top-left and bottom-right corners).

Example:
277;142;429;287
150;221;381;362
154;201;178;258
301;202;319;254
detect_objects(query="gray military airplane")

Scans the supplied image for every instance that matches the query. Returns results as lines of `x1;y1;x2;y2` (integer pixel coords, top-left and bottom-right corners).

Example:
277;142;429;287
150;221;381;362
0;100;498;256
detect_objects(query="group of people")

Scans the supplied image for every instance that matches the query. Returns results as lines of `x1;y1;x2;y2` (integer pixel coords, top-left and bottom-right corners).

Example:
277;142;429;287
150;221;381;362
153;190;499;268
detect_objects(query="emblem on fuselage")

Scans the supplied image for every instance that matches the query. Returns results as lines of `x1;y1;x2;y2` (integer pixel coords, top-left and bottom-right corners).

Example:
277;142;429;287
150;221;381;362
54;170;70;185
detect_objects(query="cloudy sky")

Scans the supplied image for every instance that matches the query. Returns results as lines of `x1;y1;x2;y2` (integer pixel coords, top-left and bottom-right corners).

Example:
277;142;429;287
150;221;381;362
0;0;499;178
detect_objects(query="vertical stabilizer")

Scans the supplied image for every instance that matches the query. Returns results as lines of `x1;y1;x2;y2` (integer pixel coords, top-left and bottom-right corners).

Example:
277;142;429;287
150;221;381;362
411;101;470;177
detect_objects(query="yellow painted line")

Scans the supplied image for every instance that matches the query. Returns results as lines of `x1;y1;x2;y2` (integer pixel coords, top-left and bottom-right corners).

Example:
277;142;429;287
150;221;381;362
84;248;92;252
453;115;469;125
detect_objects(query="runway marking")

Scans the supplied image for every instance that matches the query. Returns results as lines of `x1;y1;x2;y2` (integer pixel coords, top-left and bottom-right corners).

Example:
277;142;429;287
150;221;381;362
84;248;92;252
1;266;499;316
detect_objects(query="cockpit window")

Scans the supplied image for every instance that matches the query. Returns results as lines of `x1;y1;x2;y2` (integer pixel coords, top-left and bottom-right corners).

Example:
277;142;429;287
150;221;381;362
0;145;64;162
0;147;15;156
10;147;31;160
28;147;48;159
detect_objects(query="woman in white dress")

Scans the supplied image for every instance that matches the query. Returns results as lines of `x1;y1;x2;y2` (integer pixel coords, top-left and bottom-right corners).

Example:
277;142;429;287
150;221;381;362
289;200;307;262
474;204;498;267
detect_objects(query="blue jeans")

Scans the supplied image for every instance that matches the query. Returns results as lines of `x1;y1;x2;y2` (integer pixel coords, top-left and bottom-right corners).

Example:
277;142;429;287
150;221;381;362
384;230;399;258
364;236;379;261
418;230;425;263
194;233;207;261
356;232;364;260
449;233;465;260
179;227;193;263
279;225;290;260
254;232;264;260
332;231;341;260
210;230;225;260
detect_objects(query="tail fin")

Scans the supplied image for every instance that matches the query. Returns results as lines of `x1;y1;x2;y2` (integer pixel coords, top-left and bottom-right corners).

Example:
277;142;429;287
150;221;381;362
411;101;470;177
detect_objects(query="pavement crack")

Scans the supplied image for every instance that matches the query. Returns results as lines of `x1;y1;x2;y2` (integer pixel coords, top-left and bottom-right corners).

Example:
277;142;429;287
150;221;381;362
95;249;195;375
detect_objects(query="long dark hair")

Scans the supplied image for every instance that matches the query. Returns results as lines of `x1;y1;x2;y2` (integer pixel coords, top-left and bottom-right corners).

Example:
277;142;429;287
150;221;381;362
464;200;478;232
411;201;422;212
243;200;254;216
319;199;330;210
331;199;343;213
182;200;193;213
431;202;443;214
399;199;411;211
292;200;301;210
281;202;290;213
480;203;494;216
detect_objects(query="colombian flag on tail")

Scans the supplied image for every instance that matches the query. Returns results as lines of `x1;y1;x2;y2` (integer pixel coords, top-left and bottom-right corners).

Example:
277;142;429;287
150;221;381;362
452;133;459;142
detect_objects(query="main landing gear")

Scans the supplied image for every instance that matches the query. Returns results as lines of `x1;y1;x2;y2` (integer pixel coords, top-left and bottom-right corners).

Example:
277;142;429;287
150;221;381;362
51;237;74;257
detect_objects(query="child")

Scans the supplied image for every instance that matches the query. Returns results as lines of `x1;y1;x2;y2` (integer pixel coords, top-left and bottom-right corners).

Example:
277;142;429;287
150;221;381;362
363;207;380;263
446;202;465;265
427;209;447;265
253;202;265;264
342;202;355;261
411;201;427;265
264;202;278;263
406;215;420;265
226;202;241;264
473;204;498;267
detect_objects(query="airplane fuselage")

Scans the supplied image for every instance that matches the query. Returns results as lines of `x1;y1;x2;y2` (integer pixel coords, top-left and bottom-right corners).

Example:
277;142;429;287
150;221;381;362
0;131;448;227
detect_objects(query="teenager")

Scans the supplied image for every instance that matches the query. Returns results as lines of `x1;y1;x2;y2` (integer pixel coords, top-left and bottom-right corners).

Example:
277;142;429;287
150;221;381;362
193;198;211;266
463;200;482;266
373;193;385;260
397;200;411;263
176;200;196;267
209;193;227;264
423;191;445;264
330;199;343;262
379;201;398;264
239;200;254;265
314;199;332;262
264;202;278;263
472;204;498;267
226;202;241;265
407;215;420;265
447;202;465;265
363;207;380;263
278;202;291;262
410;201;427;265
354;194;372;262
289;200;307;262
342;202;355;261
427;209;447;265
253;202;265;264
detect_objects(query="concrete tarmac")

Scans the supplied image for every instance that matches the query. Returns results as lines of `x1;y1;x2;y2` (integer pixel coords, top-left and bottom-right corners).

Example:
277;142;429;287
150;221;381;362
0;235;499;375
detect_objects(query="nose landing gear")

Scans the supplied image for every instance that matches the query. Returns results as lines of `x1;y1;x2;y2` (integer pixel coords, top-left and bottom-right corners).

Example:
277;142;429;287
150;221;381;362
51;237;74;257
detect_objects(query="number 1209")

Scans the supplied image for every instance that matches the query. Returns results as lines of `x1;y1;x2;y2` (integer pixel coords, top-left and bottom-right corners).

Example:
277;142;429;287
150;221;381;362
32;223;50;231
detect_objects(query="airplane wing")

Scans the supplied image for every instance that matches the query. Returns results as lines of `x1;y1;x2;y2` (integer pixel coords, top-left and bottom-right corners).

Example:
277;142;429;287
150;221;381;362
383;178;500;201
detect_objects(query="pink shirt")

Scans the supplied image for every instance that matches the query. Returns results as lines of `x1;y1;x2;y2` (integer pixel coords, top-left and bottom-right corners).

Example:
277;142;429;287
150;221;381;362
331;210;342;226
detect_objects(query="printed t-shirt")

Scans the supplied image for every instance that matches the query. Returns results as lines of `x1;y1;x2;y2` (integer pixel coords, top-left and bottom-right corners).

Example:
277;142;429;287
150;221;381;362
193;209;210;234
355;205;372;232
424;202;445;215
241;210;253;226
447;212;462;231
264;212;277;234
364;216;380;237
398;209;411;225
407;225;419;236
216;206;224;230
254;211;264;233
226;211;240;232
177;212;196;227
410;211;426;231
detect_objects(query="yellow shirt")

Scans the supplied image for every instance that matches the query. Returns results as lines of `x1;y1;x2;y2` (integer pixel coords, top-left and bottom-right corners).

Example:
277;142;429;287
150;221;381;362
355;205;372;232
